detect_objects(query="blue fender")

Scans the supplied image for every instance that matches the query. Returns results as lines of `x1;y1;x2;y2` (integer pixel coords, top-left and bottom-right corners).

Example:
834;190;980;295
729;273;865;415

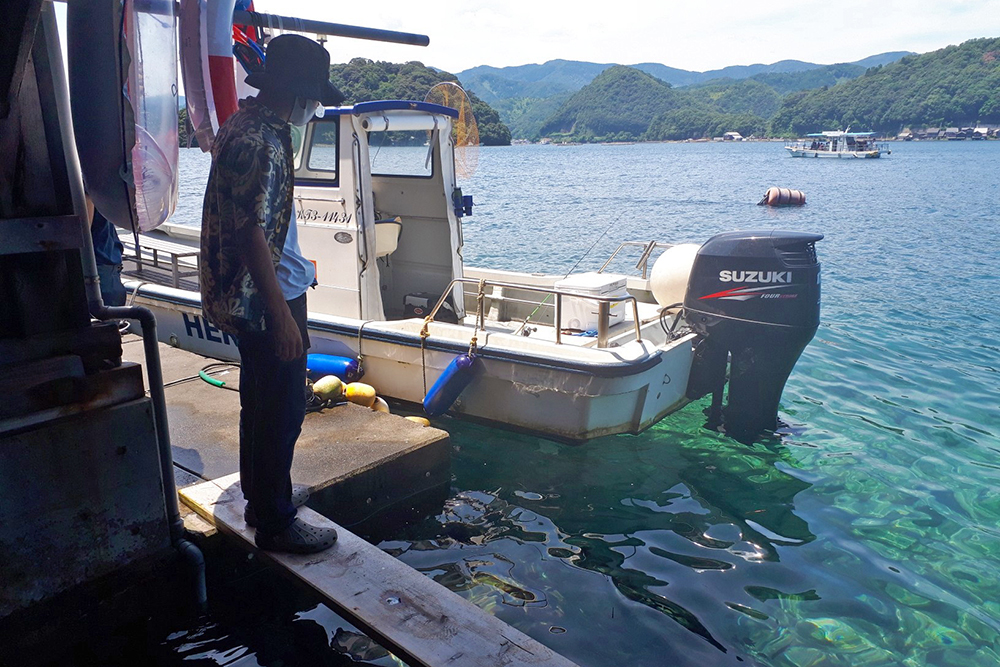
306;354;364;382
423;354;480;417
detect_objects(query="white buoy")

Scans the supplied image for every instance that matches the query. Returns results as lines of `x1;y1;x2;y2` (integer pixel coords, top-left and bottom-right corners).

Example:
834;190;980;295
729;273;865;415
649;243;701;307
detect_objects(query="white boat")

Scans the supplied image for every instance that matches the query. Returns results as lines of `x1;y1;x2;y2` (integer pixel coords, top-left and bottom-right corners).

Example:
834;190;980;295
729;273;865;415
126;100;823;443
785;131;884;158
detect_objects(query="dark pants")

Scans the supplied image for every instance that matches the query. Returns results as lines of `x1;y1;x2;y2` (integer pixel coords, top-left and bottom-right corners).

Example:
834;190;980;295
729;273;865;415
96;263;127;307
237;293;310;535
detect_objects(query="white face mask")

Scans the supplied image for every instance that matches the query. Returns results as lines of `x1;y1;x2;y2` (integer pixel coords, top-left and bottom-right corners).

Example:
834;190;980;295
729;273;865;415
288;97;321;127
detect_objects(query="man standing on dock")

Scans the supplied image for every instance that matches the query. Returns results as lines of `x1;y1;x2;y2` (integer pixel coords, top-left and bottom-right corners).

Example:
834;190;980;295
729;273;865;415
200;35;343;554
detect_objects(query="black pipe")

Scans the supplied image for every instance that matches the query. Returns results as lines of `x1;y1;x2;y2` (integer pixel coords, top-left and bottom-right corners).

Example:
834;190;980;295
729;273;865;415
233;10;429;47
95;304;207;614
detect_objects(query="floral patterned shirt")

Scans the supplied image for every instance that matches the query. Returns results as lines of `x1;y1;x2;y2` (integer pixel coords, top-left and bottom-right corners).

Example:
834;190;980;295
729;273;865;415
200;97;293;335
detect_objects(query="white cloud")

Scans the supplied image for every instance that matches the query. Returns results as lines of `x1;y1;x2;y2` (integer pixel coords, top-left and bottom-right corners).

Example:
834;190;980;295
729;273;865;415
259;0;1000;73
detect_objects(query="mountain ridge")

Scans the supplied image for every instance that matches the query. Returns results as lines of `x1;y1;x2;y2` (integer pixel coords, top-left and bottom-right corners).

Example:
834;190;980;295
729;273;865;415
458;52;912;103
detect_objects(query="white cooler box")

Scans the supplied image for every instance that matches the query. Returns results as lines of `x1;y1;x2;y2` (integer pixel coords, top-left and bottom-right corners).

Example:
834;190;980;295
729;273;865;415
554;272;629;331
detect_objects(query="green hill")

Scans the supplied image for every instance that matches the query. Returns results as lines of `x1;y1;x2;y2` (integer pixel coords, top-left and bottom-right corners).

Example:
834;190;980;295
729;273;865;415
526;38;1000;142
459;60;616;104
329;58;511;146
534;66;772;142
770;37;1000;135
462;73;571;104
461;54;912;141
492;93;572;142
539;66;686;141
748;63;866;96
685;79;783;118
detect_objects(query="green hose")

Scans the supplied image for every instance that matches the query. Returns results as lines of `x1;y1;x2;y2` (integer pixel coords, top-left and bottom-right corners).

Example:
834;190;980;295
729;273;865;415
197;362;240;391
198;369;227;387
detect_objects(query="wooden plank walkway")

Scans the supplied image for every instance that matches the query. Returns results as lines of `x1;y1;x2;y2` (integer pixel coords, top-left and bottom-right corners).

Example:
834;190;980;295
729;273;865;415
180;474;578;667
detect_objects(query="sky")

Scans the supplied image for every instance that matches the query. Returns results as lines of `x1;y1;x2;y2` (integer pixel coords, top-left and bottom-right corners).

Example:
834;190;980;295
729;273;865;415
247;0;1000;73
52;1;1000;81
56;0;1000;73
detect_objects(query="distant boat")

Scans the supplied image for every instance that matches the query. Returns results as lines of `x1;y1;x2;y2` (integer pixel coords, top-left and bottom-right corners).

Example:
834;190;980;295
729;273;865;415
785;131;885;158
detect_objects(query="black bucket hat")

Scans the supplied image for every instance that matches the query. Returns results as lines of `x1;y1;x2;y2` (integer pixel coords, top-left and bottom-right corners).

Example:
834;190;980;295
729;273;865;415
245;34;344;106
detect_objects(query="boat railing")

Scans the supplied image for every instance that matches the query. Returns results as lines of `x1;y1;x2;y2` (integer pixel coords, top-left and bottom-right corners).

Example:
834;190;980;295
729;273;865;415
598;240;672;279
430;277;644;348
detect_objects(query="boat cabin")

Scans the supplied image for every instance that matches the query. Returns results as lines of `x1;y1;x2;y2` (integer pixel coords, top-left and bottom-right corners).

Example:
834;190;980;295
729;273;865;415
292;101;467;323
804;131;875;152
786;130;883;158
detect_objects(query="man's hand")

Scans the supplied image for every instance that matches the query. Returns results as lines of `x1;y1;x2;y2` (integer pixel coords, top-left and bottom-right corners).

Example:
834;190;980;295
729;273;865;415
272;304;303;361
239;223;303;360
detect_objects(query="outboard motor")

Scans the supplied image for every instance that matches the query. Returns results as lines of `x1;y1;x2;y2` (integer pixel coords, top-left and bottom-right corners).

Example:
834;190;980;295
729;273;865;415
684;231;822;441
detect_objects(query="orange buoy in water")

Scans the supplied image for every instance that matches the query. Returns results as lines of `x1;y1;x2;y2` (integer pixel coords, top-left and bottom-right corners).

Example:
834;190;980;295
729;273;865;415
759;187;806;206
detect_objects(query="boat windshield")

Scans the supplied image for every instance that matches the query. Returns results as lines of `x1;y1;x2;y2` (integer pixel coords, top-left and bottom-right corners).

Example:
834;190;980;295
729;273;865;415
368;130;433;178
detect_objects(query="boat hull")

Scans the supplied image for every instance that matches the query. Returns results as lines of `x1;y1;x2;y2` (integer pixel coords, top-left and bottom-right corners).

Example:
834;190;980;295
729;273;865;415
786;148;880;158
128;281;696;443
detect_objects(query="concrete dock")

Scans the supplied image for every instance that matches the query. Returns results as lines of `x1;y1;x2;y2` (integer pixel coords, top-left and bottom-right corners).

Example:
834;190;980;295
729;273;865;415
122;337;577;666
121;336;451;527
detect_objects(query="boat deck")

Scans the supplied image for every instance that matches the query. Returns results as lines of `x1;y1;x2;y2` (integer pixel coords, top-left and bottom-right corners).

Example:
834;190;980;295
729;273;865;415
464;300;664;348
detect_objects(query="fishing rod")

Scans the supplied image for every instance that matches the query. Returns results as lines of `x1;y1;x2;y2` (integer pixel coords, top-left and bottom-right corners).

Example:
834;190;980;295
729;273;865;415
512;190;658;336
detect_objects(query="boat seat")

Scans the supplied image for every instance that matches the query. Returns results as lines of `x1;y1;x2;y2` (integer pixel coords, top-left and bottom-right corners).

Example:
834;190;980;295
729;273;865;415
374;217;401;257
122;234;199;288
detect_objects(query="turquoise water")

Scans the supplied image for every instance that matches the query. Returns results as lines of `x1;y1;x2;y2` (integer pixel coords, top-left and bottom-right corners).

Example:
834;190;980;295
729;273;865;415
169;141;1000;666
